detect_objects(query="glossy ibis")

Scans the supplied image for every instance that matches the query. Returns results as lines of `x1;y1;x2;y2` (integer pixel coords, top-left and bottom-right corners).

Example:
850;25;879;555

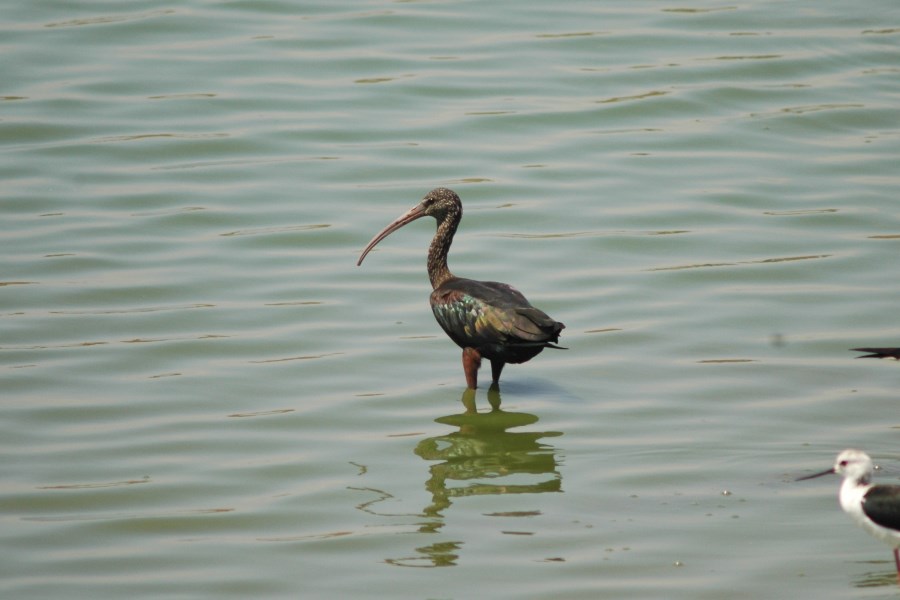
357;188;565;389
798;449;900;580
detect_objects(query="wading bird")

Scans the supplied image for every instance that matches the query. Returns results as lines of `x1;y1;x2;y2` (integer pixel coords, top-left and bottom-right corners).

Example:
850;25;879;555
798;449;900;581
357;188;565;389
853;348;900;360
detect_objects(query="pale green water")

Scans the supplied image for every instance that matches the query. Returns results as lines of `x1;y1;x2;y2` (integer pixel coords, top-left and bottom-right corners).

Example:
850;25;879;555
2;1;900;598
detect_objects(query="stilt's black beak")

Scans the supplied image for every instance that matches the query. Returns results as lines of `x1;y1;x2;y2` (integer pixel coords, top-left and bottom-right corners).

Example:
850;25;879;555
796;467;836;481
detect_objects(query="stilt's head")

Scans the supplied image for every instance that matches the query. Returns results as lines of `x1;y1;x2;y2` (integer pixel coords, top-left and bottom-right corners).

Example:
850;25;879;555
797;449;874;485
832;449;874;484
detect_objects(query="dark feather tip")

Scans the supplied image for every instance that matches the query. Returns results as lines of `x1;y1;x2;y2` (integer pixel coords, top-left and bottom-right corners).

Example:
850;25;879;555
852;347;900;360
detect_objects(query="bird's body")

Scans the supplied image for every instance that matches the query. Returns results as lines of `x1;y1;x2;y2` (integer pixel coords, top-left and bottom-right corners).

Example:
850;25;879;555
853;347;900;360
798;449;900;578
431;277;564;380
357;188;564;389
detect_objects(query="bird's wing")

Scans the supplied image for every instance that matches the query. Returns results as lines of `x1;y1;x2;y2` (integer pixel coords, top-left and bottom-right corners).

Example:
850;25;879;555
862;486;900;531
852;347;900;360
431;280;563;347
509;306;565;343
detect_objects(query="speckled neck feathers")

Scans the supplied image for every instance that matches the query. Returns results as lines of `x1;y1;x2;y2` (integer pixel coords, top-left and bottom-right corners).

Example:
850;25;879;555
426;197;461;289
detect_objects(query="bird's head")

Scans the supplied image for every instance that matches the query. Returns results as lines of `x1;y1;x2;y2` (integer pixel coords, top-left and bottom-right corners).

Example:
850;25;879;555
797;448;874;484
832;449;874;482
357;188;463;266
418;187;462;221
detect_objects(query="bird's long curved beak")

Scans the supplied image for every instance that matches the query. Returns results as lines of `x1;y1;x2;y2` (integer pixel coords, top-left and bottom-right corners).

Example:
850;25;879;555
357;203;427;266
796;467;836;481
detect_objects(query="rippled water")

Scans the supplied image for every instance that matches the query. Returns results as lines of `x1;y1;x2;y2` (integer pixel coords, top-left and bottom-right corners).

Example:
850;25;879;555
3;1;900;598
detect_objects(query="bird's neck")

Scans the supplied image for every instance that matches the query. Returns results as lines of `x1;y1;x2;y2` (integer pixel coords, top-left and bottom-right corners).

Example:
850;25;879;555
427;216;457;289
839;476;872;521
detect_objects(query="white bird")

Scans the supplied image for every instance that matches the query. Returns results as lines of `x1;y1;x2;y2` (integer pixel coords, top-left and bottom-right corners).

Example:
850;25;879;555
798;449;900;580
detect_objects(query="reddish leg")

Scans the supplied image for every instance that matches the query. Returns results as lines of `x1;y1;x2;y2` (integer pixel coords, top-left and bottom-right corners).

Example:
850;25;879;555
894;548;900;581
462;347;482;389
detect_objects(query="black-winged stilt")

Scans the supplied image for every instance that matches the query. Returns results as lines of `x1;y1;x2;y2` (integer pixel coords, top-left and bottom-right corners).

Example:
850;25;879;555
798;449;900;580
852;348;900;360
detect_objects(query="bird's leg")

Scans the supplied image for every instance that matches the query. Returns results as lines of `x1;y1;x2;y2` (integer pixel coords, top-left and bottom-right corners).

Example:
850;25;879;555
894;548;900;580
490;359;505;385
462;347;482;389
487;383;501;411
460;388;477;414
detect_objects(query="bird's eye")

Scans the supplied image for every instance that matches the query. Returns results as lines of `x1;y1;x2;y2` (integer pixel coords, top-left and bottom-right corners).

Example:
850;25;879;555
839;460;848;467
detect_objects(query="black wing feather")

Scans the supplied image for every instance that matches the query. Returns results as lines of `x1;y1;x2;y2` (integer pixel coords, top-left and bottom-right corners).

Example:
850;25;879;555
852;347;900;360
862;485;900;531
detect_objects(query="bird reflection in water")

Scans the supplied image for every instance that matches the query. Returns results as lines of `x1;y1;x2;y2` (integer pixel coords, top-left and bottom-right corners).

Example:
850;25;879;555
854;569;900;589
385;386;562;567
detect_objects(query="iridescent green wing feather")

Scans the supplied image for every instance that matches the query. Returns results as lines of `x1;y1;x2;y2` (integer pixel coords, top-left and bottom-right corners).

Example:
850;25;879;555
430;278;562;349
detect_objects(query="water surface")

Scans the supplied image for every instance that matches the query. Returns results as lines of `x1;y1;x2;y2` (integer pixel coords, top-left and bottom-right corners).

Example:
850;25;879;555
2;1;900;598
